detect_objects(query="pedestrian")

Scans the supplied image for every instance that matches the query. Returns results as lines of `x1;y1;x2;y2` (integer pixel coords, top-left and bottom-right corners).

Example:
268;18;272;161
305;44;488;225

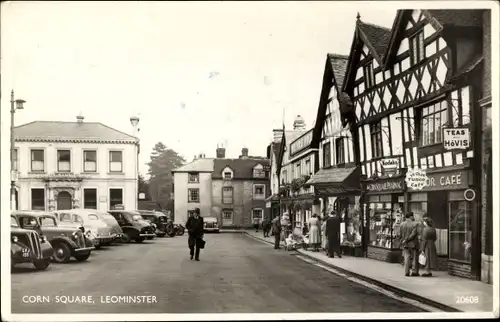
272;217;282;249
321;215;328;254
185;208;204;261
308;214;321;252
420;217;438;277
253;217;260;233
325;211;342;258
262;217;271;238
400;212;420;276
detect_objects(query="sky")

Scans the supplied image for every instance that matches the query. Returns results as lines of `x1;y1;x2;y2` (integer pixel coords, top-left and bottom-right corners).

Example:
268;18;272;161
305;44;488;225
1;1;398;176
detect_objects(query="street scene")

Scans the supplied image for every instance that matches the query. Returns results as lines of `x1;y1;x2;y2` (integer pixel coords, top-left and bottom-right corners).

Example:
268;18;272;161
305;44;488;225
2;1;497;320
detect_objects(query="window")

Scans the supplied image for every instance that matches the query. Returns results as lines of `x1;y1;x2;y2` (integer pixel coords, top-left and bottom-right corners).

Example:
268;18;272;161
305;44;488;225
57;150;71;172
222;187;233;204
31;149;44;172
368;194;404;249
253;184;265;199
60;213;72;222
336;138;345;164
252;208;263;221
11;216;19;227
40;216;56;227
296;163;301;178
188;173;199;183
109;188;123;208
188;188;200;203
222;209;234;225
363;62;375;88
370;122;383;158
84;150;97;172
449;194;472;263
31;188;45;210
305;159;311;175
74;215;84;224
421;100;448;146
109;151;123;172
253;167;266;178
13;149;18;171
323;142;331;168
223;171;232;179
409;31;425;66
84;188;97;209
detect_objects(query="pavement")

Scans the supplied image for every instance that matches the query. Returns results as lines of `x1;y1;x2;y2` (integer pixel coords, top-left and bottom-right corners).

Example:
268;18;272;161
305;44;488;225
12;233;425;314
244;229;495;314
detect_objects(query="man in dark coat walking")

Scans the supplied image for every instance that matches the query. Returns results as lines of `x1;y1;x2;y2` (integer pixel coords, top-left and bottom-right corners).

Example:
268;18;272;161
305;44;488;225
272;217;282;249
400;211;419;276
325;211;342;258
186;208;204;261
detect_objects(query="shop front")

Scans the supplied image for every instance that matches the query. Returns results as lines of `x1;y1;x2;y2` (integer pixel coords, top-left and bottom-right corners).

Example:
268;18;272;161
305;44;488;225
407;168;479;279
362;175;406;263
308;166;362;256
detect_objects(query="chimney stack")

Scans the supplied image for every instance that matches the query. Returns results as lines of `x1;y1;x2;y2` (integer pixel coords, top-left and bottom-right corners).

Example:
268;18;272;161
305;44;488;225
216;144;226;158
272;129;284;143
76;113;84;123
130;115;140;137
241;147;249;158
293;115;306;131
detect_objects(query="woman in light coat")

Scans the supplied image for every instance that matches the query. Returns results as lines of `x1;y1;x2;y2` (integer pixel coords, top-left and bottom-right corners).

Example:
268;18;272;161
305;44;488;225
321;215;328;253
308;214;321;252
420;217;438;277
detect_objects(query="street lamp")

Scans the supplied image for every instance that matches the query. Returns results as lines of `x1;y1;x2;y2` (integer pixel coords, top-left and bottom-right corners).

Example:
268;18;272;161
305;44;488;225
11;90;26;210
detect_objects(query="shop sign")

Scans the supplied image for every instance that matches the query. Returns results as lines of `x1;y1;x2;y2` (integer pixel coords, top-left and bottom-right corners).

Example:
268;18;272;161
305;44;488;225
464;189;476;201
405;168;428;191
366;179;404;192
380;158;400;177
443;128;470;150
408;170;470;191
266;201;271;208
138;193;146;200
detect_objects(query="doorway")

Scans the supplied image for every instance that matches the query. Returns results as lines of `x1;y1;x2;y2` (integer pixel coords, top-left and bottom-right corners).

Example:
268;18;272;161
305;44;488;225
57;191;72;210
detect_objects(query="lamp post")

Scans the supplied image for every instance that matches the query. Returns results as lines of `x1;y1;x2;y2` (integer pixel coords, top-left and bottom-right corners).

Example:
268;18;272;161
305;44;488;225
130;116;140;210
11;90;26;211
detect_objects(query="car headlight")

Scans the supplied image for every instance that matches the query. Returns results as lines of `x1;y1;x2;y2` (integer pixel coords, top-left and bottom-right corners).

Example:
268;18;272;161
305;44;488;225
72;231;79;240
12;236;18;243
152;223;157;228
40;235;48;243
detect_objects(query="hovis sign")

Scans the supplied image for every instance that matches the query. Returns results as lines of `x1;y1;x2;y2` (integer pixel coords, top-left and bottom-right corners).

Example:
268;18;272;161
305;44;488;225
443;128;470;150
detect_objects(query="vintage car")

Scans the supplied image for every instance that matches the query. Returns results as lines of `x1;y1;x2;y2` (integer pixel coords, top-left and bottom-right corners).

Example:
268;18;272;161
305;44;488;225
13;211;95;263
203;216;220;233
107;210;156;243
11;215;54;270
52;209;119;249
136;210;176;237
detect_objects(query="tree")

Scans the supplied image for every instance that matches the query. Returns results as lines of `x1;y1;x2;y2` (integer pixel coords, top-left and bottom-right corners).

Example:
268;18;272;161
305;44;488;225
147;142;186;211
138;174;151;200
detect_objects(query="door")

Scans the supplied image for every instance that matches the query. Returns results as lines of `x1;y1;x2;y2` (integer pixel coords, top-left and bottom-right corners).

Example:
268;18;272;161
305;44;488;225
57;191;72;210
222;210;233;226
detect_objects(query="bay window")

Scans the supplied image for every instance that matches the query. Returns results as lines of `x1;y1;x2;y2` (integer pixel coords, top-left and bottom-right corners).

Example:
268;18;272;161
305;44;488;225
421;100;448;146
370;122;383;158
409;31;425;66
335;138;345;164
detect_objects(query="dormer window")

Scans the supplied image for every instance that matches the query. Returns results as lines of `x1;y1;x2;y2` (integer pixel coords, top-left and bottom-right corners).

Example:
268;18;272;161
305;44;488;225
253;164;266;178
222;166;233;180
224;172;232;179
409;31;425;66
363;61;375;88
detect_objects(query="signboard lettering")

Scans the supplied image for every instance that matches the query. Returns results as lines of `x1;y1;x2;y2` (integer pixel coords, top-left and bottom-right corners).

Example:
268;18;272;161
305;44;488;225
443;128;470;150
380;158;400;178
408;170;469;191
366;180;404;192
405;168;428;191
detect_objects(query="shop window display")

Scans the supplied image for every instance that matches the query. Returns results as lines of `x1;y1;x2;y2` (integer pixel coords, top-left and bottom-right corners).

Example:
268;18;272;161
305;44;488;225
449;196;472;263
368;195;404;249
341;203;362;247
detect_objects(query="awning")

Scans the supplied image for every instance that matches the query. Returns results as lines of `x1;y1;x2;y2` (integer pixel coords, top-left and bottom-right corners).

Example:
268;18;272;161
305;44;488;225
307;166;361;195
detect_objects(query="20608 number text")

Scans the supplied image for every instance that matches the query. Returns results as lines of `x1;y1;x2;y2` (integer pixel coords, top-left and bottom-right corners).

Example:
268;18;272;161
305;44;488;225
455;296;480;304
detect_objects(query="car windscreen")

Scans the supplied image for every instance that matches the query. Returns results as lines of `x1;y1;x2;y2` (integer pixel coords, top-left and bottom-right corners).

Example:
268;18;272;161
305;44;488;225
158;216;167;222
40;217;57;227
205;217;218;223
11;216;19;227
132;214;143;221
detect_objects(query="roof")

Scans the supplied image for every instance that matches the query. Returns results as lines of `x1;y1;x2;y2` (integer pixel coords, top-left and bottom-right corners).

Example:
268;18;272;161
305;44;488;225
13;210;54;217
212;158;270;180
14;121;138;143
172;158;214;173
448;55;483;83
357;21;392;62
427;9;484;28
327;54;349;91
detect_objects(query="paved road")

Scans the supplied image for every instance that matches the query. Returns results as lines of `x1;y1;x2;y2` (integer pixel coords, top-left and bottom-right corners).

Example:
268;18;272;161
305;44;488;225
11;233;425;313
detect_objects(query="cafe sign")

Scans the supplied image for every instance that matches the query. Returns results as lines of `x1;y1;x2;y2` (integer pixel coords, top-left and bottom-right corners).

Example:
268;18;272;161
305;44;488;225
405;168;428;191
443;128;470;150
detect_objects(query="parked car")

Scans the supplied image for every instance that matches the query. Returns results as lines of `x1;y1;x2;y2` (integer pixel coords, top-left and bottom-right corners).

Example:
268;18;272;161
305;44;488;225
13;211;95;263
98;212;125;245
52;209;118;249
107;210;156;243
137;210;176;237
11;215;54;270
203;216;220;233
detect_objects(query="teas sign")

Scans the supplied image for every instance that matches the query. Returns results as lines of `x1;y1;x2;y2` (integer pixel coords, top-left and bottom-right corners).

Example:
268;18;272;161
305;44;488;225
405;168;428;191
443;128;470;150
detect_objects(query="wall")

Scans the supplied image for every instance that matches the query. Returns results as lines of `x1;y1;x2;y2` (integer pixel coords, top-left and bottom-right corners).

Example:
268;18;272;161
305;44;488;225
15;140;138;211
173;172;212;225
212;179;245;228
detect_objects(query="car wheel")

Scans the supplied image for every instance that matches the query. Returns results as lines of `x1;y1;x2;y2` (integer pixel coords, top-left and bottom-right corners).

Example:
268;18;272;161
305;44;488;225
177;227;185;236
135;237;145;243
94;244;102;250
33;259;50;270
52;243;72;263
120;233;131;243
146;236;154;240
157;233;166;237
74;251;91;262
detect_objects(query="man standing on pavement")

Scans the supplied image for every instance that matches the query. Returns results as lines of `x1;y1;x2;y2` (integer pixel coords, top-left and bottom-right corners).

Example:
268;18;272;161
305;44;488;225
262;217;271;238
272;217;282;249
186;208;204;261
325;211;342;258
400;212;420;276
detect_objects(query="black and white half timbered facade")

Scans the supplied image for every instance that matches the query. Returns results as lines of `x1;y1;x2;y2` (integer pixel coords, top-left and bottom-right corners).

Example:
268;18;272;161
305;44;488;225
308;54;363;248
341;9;489;281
